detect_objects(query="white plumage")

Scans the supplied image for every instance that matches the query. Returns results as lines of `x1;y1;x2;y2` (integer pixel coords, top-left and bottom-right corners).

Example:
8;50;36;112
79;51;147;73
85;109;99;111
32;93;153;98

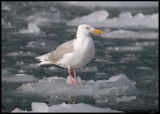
36;24;102;84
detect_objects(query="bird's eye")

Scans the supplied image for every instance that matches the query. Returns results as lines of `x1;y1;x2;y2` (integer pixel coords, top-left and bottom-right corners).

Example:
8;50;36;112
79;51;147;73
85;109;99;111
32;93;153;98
86;27;89;29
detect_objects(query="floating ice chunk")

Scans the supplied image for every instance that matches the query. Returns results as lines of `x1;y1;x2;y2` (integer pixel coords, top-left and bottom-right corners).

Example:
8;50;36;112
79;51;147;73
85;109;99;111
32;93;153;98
66;76;82;84
48;66;60;71
26;41;45;49
2;6;11;11
7;51;38;57
2;68;15;78
64;1;158;8
49;102;122;112
12;102;122;112
66;76;75;84
102;29;158;39
78;66;98;72
2;18;5;26
67;10;109;26
106;46;143;52
76;76;81;82
91;74;138;97
135;41;156;46
1;18;12;28
117;96;136;103
2;68;11;75
136;66;151;70
94;55;112;63
32;102;49;112
94;58;110;63
19;23;41;34
28;23;40;33
15;74;138;98
26;40;58;50
67;10;158;29
2;3;11;11
21;64;38;70
96;72;107;78
16;61;24;66
119;54;138;63
26;12;66;25
18;69;26;73
13;74;137;111
107;75;123;82
119;12;132;19
134;13;144;18
11;108;28;112
38;76;65;83
2;74;38;83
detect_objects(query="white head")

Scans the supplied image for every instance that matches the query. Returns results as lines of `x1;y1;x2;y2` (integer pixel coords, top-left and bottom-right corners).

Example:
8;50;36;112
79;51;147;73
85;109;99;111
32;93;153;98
76;24;102;37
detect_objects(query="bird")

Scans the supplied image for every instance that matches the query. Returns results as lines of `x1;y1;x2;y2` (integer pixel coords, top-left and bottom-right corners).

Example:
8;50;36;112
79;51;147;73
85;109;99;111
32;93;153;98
35;24;102;85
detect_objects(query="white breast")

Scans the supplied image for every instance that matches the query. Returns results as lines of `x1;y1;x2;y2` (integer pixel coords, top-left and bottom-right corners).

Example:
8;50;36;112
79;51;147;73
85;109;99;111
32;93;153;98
70;37;95;68
57;37;95;69
80;37;95;66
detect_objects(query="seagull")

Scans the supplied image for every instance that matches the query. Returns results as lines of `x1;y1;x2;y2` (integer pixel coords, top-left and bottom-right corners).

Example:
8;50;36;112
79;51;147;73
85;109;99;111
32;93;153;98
35;24;102;84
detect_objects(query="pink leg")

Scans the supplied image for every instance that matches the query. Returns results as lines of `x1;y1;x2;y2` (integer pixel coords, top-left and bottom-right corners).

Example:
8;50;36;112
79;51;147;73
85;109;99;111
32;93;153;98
68;68;74;84
74;69;77;84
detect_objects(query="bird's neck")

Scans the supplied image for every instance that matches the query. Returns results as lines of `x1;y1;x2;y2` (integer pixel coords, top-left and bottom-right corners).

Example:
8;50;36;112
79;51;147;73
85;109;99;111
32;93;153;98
74;35;93;53
76;33;91;42
76;31;91;38
77;36;90;43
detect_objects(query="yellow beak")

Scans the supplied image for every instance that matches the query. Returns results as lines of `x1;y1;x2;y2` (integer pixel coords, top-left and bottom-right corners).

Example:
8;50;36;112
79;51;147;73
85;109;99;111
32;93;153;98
93;30;103;34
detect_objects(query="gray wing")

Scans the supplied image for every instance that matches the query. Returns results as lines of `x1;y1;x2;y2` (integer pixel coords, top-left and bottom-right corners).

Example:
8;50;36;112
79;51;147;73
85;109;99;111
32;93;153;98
45;39;75;63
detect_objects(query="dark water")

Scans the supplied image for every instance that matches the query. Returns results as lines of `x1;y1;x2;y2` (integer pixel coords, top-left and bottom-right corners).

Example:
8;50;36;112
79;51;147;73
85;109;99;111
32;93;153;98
1;1;159;112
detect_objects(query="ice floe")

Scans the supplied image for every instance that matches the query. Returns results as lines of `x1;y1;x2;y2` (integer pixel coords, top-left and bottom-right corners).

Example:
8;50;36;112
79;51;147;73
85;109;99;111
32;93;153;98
117;96;136;103
77;66;98;72
31;102;49;112
2;2;11;11
26;40;58;50
12;108;28;112
102;29;158;39
7;51;38;57
67;10;158;29
1;18;12;28
26;41;46;49
106;46;143;52
65;1;158;8
15;74;138;98
2;74;38;83
19;23;41;34
2;68;11;75
12;102;122;112
48;66;61;71
119;54;138;63
136;66;151;70
67;10;108;26
94;55;112;63
68;10;109;25
26;12;66;25
23;64;39;70
94;58;111;63
135;41;156;46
